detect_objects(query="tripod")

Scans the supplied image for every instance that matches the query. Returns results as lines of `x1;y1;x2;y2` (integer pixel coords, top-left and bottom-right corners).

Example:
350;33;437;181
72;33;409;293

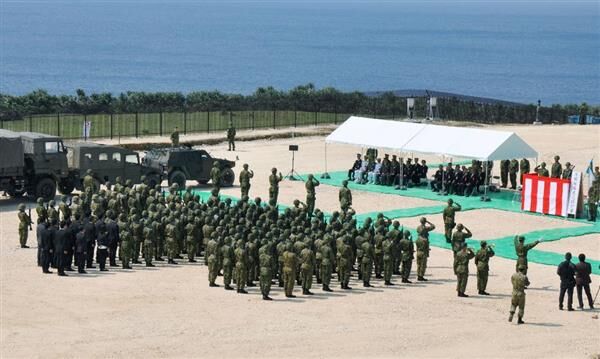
284;151;303;181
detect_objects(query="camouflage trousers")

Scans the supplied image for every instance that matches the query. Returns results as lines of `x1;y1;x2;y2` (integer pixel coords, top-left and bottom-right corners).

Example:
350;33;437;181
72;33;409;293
283;267;295;296
416;252;428;277
516;257;528;275
18;227;28;247
510;292;526;318
208;255;218;285
260;267;272;296
374;252;383;277
241;185;250;199
321;261;332;287
456;272;469;293
477;269;489;292
269;187;279;205
306;196;315;217
301;266;313;291
235;264;247;291
166;238;177;260
278;261;285;286
401;259;412;280
121;240;133;267
223;263;233;287
144;241;154;265
361;259;373;284
338;259;350;287
444;222;455;243
383;256;393;282
186;237;196;261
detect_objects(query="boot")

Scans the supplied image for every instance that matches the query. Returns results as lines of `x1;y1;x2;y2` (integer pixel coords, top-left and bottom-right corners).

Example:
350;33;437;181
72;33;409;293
417;276;428;281
305;289;314;295
262;295;272;301
384;281;394;286
363;282;371;287
21;245;30;248
155;257;164;261
285;294;296;298
238;289;248;294
78;270;87;274
224;285;234;290
188;259;197;263
209;282;219;287
247;282;256;287
322;286;333;292
508;312;514;322
146;263;155;267
517;317;524;325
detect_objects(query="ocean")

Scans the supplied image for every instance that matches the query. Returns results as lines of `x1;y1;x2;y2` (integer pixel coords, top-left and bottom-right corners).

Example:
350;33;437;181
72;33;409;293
1;1;599;104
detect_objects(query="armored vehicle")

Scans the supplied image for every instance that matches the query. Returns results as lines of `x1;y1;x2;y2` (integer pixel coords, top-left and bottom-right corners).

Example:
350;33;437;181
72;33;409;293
66;143;162;189
0;129;76;200
142;147;235;188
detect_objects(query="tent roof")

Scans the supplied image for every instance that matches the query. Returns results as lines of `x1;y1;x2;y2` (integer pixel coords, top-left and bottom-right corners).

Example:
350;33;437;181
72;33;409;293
326;116;537;161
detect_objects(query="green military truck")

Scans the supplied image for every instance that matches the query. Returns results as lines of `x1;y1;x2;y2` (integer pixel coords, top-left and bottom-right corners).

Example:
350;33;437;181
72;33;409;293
65;143;163;190
142;147;235;188
0;129;76;200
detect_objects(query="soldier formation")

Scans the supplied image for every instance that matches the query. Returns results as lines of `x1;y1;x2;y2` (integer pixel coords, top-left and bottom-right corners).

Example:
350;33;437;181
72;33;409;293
15;156;599;324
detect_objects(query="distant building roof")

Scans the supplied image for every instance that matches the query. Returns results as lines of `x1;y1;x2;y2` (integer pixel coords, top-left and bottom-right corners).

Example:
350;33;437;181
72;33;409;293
364;89;526;107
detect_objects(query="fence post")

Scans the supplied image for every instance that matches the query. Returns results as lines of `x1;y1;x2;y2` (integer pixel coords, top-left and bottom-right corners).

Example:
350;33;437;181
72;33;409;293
183;111;187;135
57;113;61;137
207;110;210;133
159;112;163;136
83;114;87;140
29;115;33;132
314;111;317;126
272;110;276;128
251;111;255;130
135;112;139;138
294;110;297;127
110;113;113;139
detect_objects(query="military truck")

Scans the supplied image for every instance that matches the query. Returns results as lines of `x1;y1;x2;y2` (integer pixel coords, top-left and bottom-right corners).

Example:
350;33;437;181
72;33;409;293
142;147;235;188
0;129;76;200
65;143;163;190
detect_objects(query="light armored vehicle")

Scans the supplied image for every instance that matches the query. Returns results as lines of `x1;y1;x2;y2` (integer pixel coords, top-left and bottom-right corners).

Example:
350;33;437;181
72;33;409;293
66;143;162;189
142;147;235;188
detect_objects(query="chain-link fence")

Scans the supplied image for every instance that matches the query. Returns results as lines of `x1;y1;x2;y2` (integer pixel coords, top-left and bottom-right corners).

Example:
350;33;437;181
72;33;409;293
0;110;351;140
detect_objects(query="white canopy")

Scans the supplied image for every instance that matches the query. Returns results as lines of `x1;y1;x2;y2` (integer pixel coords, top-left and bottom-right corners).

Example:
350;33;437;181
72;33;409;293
326;116;537;161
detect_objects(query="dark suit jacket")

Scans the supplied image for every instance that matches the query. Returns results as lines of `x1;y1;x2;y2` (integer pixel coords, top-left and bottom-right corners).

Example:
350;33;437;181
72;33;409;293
557;260;576;288
575;261;592;286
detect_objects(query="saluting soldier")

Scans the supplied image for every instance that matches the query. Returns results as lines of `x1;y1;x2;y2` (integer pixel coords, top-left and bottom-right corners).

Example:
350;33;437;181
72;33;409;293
239;163;254;199
475;241;495;295
305;174;320;217
416;217;435;281
268;167;283;205
442;199;461;243
550;155;562;178
455;243;475;297
227;122;236;151
338;180;352;213
519;158;530;185
514;235;540;274
170;126;180;147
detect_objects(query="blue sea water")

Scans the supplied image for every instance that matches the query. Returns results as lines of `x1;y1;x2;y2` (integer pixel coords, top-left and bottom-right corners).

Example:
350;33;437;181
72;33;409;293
1;1;599;104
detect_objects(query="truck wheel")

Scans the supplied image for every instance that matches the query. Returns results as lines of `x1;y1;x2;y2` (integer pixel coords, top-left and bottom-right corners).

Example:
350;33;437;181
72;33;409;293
147;174;161;188
36;178;56;201
58;180;74;195
169;170;186;189
220;168;235;187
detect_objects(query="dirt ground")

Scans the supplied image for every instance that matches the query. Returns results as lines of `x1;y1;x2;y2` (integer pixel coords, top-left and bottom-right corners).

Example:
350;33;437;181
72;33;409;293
1;123;599;358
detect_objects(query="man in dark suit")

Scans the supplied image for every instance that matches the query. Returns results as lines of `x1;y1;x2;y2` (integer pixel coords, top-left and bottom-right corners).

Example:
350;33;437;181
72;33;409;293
39;221;53;274
348;154;362;181
557;252;576;311
75;228;87;274
574;253;594;310
53;221;70;277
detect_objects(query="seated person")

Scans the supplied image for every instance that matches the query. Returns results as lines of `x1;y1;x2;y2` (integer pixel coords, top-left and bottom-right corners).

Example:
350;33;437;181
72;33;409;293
368;158;382;184
380;154;391;185
412;158;422;186
430;165;444;192
452;164;464;196
420;160;428;185
464;167;479;197
388;155;400;186
348;154;362;180
354;160;369;184
443;163;454;194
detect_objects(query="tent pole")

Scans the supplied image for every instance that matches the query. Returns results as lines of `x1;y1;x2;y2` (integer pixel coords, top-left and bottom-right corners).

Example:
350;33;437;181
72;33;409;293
321;143;331;179
482;160;490;202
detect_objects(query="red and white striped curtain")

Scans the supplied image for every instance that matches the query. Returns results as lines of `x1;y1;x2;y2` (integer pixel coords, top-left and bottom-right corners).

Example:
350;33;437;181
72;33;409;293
521;174;570;217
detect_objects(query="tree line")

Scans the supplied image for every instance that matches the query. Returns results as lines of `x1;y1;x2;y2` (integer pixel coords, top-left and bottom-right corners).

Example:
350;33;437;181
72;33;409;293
1;84;597;123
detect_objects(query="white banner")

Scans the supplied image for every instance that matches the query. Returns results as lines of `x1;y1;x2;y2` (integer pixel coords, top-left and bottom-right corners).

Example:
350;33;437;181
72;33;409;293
567;171;582;215
82;120;91;140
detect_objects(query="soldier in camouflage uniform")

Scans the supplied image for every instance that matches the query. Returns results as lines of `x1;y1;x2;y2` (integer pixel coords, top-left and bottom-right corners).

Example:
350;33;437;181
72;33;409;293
259;242;273;300
509;264;530;324
227;122;236;151
17;204;32;248
268;167;283;205
338;180;352;213
170;127;179;147
455;243;475;297
442;199;461;243
415;217;435;281
206;234;219;287
300;244;315;295
475;240;495;295
239;163;254;199
305;174;320;217
509;159;519;189
143;219;156;267
550;155;562;178
399;229;414;283
282;243;297;297
361;236;374;287
519;158;530;185
210;162;221;193
320;237;334;292
221;237;234;290
382;234;394;285
118;213;133;269
234;240;248;294
514;235;540;274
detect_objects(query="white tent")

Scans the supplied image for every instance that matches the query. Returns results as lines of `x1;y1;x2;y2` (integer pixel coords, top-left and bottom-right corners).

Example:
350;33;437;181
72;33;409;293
325;116;538;161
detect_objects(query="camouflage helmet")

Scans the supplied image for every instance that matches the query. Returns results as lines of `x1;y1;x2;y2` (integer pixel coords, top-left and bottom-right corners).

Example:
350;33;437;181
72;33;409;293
480;240;487;247
456;223;464;230
420;217;427;224
17;203;26;211
554;155;560;161
342;180;348;186
115;176;123;184
271;167;277;174
565;162;571;167
49;200;56;207
448;198;454;205
36;197;44;205
72;196;80;204
86;169;93;175
125;179;133;187
517;235;525;242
